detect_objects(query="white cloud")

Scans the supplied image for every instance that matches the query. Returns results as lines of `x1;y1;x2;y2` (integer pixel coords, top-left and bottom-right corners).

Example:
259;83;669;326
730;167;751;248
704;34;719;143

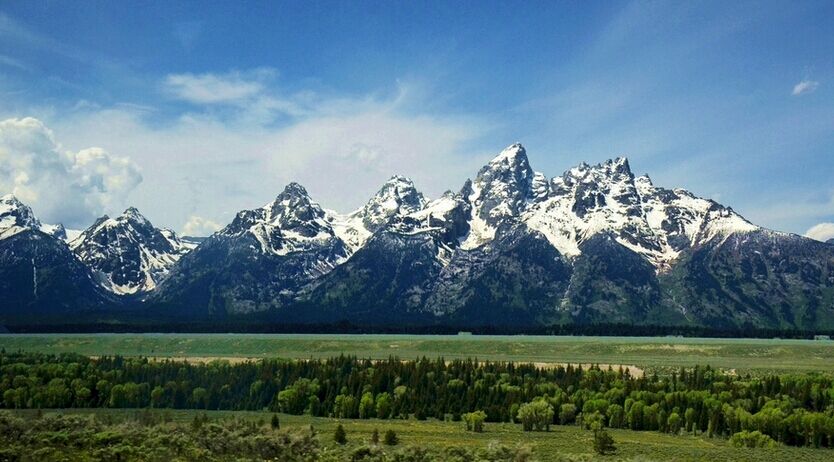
806;222;834;242
165;70;267;104
792;80;819;96
181;215;222;236
0;117;142;228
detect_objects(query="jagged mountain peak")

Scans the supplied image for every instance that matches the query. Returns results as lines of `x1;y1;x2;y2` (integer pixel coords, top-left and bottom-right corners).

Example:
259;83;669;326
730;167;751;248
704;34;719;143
216;182;346;263
326;176;429;253
479;143;533;179
361;175;426;230
524;155;761;268
460;144;542;249
121;206;150;223
561;157;633;183
264;183;330;234
76;207;155;238
0;194;41;232
0;193;69;240
374;175;424;205
70;208;193;295
488;142;527;165
1;193;22;205
635;174;653;188
279;181;310;198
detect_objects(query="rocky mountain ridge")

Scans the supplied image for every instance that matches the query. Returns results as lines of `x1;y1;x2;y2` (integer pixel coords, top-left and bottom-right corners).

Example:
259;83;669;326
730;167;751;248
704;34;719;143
2;144;832;330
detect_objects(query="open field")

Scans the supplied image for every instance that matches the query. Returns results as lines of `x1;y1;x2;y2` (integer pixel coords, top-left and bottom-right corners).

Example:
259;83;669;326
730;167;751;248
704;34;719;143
2;333;834;374
10;408;832;462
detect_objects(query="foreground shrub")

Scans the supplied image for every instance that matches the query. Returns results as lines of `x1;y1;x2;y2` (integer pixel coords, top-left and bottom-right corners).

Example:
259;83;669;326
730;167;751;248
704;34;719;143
729;430;778;448
518;400;554;432
463;410;487;432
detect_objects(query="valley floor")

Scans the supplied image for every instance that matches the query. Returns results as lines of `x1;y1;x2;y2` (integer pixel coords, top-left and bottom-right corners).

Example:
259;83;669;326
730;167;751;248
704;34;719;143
2;333;834;375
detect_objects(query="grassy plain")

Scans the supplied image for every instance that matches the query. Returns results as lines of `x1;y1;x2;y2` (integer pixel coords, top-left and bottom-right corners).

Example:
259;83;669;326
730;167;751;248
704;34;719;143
2;333;834;375
4;334;834;460
11;408;832;462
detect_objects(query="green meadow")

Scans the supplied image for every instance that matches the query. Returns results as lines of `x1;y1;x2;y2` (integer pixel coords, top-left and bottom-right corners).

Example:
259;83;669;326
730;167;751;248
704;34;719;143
9;408;833;462
2;333;834;375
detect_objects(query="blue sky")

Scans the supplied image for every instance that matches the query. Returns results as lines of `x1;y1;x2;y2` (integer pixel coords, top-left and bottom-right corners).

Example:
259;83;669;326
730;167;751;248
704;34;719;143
0;1;832;239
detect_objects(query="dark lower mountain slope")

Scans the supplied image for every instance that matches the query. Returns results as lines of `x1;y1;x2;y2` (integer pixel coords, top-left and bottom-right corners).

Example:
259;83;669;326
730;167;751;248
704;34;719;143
429;229;572;326
149;230;348;318
659;230;834;329
296;230;447;325
0;230;110;320
562;233;685;325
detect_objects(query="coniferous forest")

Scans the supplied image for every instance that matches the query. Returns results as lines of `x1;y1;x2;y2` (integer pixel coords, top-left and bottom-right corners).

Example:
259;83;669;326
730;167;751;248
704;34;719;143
2;350;834;451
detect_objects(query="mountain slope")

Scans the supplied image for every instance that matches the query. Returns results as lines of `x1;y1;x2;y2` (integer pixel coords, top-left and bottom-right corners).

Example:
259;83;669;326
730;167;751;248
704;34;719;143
659;230;834;329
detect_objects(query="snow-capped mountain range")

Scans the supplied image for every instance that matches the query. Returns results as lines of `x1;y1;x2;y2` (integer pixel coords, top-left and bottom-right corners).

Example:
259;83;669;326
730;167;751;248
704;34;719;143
2;144;833;329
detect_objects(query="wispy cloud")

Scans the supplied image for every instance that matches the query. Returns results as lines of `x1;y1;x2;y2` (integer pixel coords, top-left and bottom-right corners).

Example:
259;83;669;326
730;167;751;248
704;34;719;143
162;68;314;119
805;223;834;242
0;54;28;71
164;70;268;104
792;79;819;96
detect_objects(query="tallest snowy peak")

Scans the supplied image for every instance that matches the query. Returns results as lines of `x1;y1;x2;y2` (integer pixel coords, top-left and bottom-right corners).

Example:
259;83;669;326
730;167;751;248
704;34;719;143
1;193;22;205
476;143;533;181
279;182;311;199
120;207;152;226
461;143;539;249
603;156;632;176
489;143;527;166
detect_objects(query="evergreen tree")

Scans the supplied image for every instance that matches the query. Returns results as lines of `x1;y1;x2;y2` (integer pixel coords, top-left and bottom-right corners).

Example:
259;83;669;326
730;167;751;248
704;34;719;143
593;429;616;455
334;424;347;445
384;429;398;445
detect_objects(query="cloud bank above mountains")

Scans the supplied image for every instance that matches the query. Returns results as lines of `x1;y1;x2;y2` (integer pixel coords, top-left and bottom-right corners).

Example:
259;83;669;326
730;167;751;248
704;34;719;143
0;117;141;228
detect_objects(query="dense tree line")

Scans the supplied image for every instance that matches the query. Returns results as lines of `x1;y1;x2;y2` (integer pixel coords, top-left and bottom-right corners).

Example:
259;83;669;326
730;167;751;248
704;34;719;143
2;350;834;449
7;321;834;339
